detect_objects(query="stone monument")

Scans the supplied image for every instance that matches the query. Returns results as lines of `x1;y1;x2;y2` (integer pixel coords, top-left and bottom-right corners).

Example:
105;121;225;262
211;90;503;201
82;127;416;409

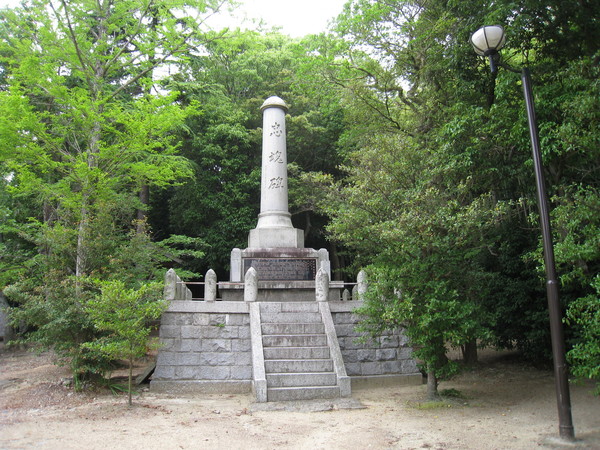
151;96;422;400
221;96;342;301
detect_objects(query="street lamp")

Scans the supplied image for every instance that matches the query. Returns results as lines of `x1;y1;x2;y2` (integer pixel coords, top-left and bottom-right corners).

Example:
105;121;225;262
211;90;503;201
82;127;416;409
471;25;575;441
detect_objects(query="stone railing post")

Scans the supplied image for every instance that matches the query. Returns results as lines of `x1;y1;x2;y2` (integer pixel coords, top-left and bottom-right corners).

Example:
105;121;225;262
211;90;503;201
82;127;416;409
164;268;193;301
357;270;368;301
244;267;258;302
230;248;242;282
315;267;330;302
342;288;350;301
164;268;177;301
205;269;217;302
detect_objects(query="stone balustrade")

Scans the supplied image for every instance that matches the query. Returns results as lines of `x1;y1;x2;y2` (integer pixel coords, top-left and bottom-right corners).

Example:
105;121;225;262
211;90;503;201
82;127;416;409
163;267;368;302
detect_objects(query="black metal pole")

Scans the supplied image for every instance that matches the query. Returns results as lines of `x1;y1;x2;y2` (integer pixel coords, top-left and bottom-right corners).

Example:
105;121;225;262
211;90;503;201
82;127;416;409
521;67;575;440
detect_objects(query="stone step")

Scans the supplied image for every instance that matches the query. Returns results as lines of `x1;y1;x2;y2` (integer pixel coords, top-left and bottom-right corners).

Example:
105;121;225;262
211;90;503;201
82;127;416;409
267;386;340;402
260;302;319;314
266;372;337;388
262;334;328;348
260;312;322;324
262;322;325;335
263;346;330;360
264;359;334;373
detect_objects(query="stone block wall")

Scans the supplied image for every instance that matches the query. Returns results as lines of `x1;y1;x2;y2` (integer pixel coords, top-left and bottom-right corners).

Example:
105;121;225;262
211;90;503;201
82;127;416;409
152;299;421;393
152;301;252;393
330;301;420;378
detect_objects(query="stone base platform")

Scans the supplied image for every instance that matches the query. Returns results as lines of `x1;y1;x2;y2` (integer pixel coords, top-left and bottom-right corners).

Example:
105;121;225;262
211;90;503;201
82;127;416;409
151;300;422;399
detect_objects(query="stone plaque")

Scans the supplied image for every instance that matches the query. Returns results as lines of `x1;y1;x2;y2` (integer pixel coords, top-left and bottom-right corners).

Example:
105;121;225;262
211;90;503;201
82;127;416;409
243;258;317;281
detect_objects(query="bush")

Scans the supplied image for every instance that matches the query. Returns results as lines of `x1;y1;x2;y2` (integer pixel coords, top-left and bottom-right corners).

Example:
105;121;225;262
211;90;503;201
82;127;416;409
566;276;600;394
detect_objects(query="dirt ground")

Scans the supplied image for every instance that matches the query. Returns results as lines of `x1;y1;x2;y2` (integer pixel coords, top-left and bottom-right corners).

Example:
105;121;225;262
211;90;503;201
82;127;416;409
1;344;598;450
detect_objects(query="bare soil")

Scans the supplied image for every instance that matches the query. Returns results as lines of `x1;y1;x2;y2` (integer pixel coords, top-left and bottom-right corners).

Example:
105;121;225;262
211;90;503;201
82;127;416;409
1;344;598;449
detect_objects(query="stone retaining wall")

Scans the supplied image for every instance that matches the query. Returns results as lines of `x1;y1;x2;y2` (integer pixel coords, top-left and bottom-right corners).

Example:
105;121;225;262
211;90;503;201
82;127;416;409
152;301;252;393
151;300;421;393
330;301;420;380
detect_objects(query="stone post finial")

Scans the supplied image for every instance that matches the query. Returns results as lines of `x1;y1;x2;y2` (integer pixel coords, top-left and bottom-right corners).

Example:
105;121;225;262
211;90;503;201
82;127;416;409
205;269;217;302
357;270;368;301
244;267;258;302
316;267;330;302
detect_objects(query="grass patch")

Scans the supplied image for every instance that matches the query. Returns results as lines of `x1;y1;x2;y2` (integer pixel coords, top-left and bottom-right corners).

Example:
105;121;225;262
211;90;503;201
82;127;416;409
439;388;465;398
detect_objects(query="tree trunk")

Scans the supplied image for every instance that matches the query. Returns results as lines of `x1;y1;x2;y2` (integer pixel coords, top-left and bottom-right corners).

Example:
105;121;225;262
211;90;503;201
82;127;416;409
136;184;150;234
330;243;341;281
0;291;18;344
303;211;312;240
43;201;54;226
76;108;103;281
134;5;157;237
426;365;438;400
128;354;133;406
461;339;478;365
75;200;88;279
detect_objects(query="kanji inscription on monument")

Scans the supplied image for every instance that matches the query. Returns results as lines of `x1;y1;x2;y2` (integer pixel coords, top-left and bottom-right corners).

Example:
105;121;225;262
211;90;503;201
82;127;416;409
243;258;317;281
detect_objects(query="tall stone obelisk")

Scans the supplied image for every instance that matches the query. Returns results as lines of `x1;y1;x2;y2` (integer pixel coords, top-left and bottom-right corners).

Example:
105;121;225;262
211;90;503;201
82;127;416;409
225;96;336;293
248;96;304;249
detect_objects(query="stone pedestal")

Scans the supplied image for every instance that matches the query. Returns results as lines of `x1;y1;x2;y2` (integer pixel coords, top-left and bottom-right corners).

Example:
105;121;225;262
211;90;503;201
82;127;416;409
221;247;342;302
230;248;331;282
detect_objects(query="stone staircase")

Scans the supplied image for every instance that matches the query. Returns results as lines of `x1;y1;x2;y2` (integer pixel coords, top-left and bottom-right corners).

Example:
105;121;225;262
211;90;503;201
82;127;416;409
259;302;345;402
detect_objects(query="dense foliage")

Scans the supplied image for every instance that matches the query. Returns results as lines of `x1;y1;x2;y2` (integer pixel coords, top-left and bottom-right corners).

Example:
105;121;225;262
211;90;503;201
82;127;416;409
314;0;599;395
0;0;218;380
1;0;598;395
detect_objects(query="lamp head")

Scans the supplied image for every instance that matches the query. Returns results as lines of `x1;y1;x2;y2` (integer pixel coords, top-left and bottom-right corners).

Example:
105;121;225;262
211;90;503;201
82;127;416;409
471;25;506;73
471;25;506;56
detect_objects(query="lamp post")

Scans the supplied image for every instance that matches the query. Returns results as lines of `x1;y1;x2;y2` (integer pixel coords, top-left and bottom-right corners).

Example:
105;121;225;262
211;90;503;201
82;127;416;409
471;25;575;441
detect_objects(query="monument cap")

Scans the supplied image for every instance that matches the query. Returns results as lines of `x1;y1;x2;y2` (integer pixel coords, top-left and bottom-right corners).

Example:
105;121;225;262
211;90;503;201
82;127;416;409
261;96;288;112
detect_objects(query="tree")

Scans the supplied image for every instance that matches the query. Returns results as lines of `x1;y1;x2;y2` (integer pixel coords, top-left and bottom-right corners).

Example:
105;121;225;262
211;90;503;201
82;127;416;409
84;280;166;406
0;0;223;377
322;132;498;398
566;276;600;395
306;2;508;395
315;0;600;384
553;185;600;393
0;0;223;280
